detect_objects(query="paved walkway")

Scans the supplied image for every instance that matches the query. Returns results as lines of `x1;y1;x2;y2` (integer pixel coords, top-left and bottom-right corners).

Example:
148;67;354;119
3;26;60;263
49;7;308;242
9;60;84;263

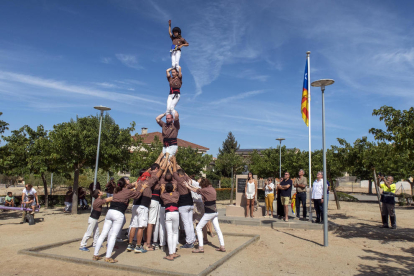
218;208;323;230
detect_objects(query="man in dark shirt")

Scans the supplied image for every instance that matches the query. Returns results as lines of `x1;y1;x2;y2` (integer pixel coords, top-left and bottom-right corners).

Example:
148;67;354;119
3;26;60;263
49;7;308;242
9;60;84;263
89;181;101;201
277;172;292;222
156;111;180;159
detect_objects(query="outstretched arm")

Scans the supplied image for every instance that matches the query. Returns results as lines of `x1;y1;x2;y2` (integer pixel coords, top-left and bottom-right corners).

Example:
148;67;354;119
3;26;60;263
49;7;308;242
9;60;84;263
168;20;172;37
178;66;182;78
172;156;177;173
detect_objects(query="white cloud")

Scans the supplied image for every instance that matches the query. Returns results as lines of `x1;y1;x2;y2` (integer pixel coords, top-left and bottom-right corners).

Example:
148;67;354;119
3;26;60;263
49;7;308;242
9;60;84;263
115;54;143;69
100;57;112;64
210;90;267;105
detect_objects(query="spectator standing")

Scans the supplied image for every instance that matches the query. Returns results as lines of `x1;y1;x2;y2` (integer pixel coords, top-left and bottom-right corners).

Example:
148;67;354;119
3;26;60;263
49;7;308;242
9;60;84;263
276;178;284;219
244;172;257;218
376;175;397;229
312;172;324;223
278;172;292;222
263;178;275;218
294;169;308;220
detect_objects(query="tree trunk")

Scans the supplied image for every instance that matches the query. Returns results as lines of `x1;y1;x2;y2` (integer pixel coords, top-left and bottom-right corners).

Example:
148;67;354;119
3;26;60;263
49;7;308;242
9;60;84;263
372;168;382;216
330;178;341;210
41;172;48;208
368;179;372;194
72;166;79;215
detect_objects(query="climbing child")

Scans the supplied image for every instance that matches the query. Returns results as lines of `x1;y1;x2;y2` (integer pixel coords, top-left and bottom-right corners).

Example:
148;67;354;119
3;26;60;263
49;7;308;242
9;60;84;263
169;20;189;70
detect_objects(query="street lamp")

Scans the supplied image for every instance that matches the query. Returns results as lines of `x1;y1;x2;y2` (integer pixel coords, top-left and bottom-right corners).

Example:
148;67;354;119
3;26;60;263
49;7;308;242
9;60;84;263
92;106;111;204
276;138;285;178
311;79;334;247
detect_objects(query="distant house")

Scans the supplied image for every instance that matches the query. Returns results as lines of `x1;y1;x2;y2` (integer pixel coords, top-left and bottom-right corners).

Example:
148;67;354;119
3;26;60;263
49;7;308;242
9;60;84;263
132;127;209;154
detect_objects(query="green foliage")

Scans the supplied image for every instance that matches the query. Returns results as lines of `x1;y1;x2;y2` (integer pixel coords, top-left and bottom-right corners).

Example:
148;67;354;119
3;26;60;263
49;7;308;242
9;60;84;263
129;135;163;176
369;106;414;159
220;177;231;188
218;131;240;155
215;150;245;178
176;146;213;176
336;192;359;202
0;112;9;141
215;188;236;201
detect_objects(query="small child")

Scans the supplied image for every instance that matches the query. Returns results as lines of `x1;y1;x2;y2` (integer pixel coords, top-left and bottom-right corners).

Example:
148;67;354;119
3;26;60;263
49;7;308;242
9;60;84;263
79;189;113;252
5;192;15;207
23;195;36;214
168;20;189;70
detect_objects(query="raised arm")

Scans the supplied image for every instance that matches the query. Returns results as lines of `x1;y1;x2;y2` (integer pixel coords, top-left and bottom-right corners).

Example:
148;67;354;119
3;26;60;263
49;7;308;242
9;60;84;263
156;113;166;124
168;20;172;37
166;68;172;78
178;66;182;78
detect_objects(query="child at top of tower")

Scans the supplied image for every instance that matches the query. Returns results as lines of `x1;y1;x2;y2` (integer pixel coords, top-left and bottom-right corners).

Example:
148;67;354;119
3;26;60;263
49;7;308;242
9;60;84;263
169;20;189;70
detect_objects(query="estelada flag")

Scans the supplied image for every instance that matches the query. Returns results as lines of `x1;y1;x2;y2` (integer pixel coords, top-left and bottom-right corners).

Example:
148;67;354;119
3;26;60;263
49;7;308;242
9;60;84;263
291;193;296;214
301;59;309;126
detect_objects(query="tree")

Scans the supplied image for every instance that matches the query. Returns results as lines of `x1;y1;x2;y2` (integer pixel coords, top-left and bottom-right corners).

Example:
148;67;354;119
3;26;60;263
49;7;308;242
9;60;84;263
49;114;135;214
129;135;163;177
0;112;9;142
218;132;240;155
176;147;213;176
369;106;414;159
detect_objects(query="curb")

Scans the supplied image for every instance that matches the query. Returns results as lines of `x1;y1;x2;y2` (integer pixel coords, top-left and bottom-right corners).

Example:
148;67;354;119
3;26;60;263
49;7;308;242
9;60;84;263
19;232;260;276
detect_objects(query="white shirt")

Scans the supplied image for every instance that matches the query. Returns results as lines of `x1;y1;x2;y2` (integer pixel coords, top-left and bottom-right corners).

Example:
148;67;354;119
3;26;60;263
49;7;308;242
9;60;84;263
190;180;203;203
22;188;37;201
312;179;323;199
264;183;275;197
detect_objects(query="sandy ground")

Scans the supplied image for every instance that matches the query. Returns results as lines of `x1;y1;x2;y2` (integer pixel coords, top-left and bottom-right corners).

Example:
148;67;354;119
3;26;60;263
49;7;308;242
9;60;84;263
1;201;414;275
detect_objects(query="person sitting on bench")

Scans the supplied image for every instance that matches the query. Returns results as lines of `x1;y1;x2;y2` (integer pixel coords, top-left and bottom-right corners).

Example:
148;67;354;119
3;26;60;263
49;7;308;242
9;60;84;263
5;192;15;207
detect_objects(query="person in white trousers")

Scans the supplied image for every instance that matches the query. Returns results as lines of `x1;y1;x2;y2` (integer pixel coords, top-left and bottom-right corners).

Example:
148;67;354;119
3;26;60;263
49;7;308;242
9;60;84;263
185;178;226;253
168;20;189;70
165;67;182;118
79;189;113;251
93;178;144;263
160;182;180;261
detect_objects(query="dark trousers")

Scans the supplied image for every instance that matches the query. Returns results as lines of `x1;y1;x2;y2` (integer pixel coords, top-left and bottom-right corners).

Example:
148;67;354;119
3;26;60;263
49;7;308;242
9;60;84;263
296;192;307;218
313;199;323;222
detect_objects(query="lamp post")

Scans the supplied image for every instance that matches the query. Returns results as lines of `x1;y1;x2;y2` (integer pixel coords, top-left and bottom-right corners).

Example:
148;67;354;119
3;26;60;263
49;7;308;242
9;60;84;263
276;138;285;178
311;79;334;247
92;106;111;204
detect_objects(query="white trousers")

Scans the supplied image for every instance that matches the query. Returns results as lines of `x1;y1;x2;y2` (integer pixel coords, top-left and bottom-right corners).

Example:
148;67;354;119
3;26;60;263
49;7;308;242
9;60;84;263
117;216;126;239
179;205;196;244
148;200;160;225
80;217;99;247
162;145;178;158
166;94;180;118
94;209;125;258
157;206;167;246
196;212;224;248
165;211;179;255
171;50;181;69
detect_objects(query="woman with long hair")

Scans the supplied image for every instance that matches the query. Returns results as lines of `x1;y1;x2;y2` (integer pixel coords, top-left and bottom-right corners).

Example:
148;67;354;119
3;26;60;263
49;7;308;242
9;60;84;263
244;172;257;218
93;178;147;263
186;178;225;253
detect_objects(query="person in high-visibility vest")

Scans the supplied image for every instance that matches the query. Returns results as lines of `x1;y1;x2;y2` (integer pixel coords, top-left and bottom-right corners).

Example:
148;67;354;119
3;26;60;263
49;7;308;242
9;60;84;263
376;174;397;229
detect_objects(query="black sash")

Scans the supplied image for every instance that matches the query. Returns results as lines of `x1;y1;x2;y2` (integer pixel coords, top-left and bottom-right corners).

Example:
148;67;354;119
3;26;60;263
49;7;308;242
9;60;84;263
135;195;151;208
178;192;193;207
152;189;161;202
204;200;217;213
109;202;128;214
163;138;178;147
90;209;101;220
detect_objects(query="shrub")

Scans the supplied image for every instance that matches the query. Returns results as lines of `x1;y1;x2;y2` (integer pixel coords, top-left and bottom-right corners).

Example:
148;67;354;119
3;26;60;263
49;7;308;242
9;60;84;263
336;192;359;202
215;188;236;201
220;177;232;188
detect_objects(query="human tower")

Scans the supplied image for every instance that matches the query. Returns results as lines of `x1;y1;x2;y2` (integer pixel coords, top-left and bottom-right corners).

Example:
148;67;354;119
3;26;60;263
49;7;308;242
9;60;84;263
79;20;225;263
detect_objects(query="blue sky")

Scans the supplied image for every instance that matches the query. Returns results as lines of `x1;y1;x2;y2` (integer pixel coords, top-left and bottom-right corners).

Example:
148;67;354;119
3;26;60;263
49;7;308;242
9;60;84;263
1;0;413;157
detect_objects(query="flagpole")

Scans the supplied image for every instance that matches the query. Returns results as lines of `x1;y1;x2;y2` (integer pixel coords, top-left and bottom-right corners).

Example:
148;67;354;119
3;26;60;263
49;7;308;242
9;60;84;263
307;51;312;222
